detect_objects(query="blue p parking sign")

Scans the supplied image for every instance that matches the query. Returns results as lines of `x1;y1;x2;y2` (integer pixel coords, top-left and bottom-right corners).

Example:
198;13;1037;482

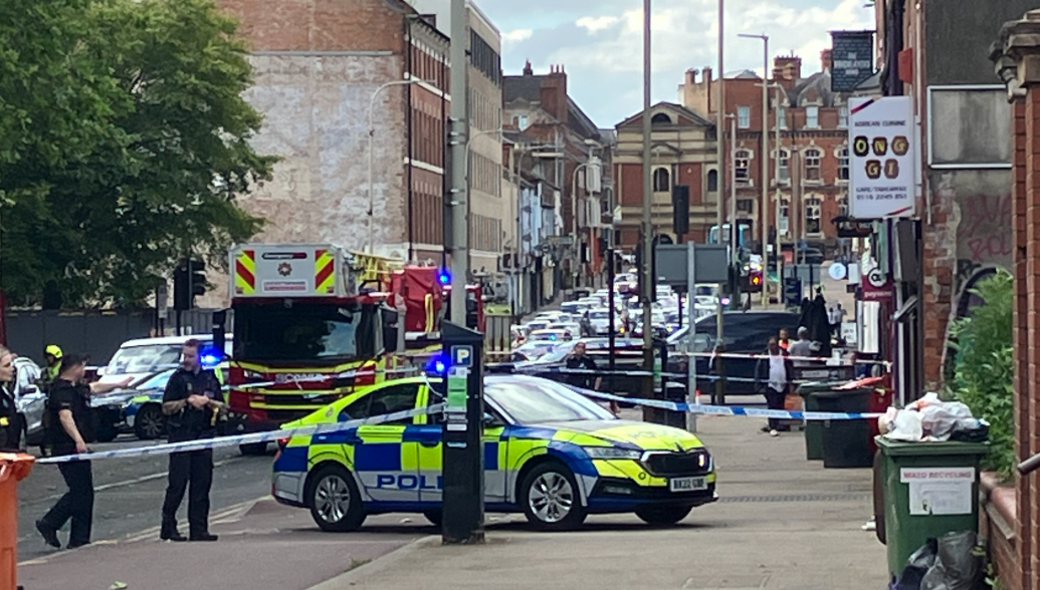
451;345;474;368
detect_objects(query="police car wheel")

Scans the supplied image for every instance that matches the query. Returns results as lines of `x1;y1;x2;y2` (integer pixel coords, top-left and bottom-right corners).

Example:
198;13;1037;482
634;505;692;526
520;462;586;531
307;465;365;532
133;405;165;440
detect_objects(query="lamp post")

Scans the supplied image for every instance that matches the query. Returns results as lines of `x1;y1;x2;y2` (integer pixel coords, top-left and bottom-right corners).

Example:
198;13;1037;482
367;78;426;254
738;33;769;307
714;0;725;340
770;82;785;296
640;0;654;406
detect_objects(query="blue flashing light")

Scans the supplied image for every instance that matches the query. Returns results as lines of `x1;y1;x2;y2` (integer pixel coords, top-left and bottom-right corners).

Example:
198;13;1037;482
425;353;450;377
199;347;223;368
438;270;451;285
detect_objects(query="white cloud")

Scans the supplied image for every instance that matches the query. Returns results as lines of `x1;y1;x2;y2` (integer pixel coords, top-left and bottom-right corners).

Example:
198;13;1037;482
576;15;620;32
478;0;875;126
502;28;533;44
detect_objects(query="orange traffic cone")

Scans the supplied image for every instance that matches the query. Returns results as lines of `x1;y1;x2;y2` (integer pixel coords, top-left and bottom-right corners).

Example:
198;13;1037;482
0;453;35;590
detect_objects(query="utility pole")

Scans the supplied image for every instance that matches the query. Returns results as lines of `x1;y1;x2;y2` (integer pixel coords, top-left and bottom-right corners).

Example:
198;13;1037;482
640;0;655;414
738;33;770;308
442;0;483;546
714;0;725;343
773;84;783;302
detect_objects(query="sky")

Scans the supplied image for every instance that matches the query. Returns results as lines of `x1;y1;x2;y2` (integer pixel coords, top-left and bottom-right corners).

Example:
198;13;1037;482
469;0;876;129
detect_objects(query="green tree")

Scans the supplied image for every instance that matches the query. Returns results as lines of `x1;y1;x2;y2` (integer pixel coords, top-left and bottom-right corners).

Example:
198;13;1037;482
0;0;274;307
949;269;1014;478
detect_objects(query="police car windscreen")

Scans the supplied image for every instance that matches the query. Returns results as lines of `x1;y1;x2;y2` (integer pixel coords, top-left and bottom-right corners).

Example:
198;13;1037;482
236;301;377;364
486;378;615;424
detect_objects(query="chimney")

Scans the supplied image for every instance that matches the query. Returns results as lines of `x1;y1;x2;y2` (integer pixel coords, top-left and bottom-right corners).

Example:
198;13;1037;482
523;60;533;76
772;55;802;89
541;64;569;123
820;49;833;73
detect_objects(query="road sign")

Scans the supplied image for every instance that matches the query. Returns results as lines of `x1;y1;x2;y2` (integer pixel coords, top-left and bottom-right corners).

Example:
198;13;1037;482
848;96;915;219
451;345;473;367
654;243;730;286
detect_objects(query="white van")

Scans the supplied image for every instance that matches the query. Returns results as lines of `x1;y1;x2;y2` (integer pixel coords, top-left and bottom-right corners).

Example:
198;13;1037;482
97;334;233;385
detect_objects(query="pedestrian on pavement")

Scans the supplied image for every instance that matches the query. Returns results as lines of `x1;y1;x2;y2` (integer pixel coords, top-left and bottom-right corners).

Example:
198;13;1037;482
829;303;847;335
565;342;611;413
754;337;794;437
37;353;131;549
42;344;63;385
0;347;17;451
160;339;225;542
787;327;814;366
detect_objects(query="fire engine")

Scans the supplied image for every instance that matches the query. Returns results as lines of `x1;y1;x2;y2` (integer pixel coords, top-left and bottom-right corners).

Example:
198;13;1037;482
220;244;485;453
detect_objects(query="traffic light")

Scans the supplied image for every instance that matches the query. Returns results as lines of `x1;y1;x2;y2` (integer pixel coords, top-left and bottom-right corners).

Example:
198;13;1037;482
173;259;207;311
671;185;690;236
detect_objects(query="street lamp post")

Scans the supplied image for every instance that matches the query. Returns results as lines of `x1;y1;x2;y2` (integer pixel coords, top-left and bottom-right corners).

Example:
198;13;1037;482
367;78;426;254
770;83;784;296
641;0;655;413
738;33;769;307
714;0;725;341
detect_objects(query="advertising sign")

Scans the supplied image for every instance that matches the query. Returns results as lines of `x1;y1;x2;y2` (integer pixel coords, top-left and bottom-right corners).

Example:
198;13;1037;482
848;96;916;219
830;32;875;92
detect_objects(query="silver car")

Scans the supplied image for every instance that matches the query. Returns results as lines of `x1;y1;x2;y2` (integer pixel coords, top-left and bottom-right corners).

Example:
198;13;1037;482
13;357;45;447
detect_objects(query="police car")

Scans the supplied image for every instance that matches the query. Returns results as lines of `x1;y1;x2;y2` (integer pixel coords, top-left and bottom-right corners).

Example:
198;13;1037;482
271;374;717;531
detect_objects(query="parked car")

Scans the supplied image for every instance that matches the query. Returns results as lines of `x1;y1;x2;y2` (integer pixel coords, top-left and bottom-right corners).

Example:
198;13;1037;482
90;368;177;441
97;334;232;386
12;356;45;448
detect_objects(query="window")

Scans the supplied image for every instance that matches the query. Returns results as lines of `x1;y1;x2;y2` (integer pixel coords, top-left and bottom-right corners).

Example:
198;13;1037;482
804;148;822;182
651;112;672;125
805;106;819;128
776;106;788;129
838;105;848;128
737;199;754;213
237;301;378;363
734;150;751;184
804;196;822;234
707;169;718;192
780;197;791;236
517;115;529;130
776;149;790;183
338;383;421;425
838;194;849;217
738;106;751;129
653;167;671;192
838;146;849;181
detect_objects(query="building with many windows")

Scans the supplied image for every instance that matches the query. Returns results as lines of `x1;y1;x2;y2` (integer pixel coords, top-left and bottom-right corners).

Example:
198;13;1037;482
680;51;853;257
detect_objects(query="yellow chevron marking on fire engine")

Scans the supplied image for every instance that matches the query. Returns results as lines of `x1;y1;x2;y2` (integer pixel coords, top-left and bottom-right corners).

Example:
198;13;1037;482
235;249;256;294
315;249;335;294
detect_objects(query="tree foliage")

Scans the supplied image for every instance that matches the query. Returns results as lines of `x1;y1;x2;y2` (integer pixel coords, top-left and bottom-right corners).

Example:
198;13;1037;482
0;0;274;307
948;269;1014;479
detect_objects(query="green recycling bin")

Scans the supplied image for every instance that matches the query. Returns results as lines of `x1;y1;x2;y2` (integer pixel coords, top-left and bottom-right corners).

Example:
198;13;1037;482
875;437;989;580
797;381;845;461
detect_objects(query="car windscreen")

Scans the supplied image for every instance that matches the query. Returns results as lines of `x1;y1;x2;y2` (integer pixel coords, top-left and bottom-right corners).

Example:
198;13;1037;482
106;343;187;375
136;370;175;390
486;378;615;424
236;302;376;364
589;310;610;320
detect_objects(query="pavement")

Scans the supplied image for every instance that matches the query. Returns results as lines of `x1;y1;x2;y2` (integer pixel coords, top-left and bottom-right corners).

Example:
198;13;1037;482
13;410;888;590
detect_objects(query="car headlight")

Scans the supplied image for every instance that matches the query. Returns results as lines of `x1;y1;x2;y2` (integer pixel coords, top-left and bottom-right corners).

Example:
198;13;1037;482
583;447;643;460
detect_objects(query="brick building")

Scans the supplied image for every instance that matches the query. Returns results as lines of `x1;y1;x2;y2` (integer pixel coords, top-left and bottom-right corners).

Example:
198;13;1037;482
679;52;854;256
504;63;608;289
611;102;717;249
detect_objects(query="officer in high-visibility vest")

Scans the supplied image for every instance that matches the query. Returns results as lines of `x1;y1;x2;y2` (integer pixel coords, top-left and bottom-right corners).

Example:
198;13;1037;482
43;344;63;384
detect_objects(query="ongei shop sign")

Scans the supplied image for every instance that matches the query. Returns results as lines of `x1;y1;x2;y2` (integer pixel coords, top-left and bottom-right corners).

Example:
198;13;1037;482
848;96;916;219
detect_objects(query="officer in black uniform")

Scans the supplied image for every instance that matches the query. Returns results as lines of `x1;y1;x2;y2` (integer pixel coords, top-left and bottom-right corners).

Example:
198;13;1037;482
160;339;224;542
36;353;131;549
0;346;16;450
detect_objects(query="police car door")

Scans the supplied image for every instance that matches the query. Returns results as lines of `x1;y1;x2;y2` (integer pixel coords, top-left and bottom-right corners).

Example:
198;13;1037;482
410;384;508;505
346;382;423;503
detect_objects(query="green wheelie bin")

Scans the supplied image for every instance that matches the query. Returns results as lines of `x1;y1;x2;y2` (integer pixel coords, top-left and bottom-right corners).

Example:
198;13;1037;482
797;381;845;461
875;437;989;580
816;388;874;468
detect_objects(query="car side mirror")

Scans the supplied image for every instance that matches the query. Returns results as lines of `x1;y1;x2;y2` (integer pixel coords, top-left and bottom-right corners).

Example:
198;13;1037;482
483;412;501;427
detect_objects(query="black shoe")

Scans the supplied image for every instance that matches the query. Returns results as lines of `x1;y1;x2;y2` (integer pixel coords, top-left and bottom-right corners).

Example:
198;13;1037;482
160;528;187;542
35;520;60;548
189;532;218;542
66;540;90;550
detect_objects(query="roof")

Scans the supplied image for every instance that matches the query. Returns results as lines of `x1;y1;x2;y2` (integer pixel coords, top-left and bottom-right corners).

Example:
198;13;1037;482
724;69;761;79
615;101;715;129
503;74;602;141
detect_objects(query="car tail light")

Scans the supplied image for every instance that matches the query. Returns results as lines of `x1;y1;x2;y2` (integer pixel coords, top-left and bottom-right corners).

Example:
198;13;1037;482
276;437;289;450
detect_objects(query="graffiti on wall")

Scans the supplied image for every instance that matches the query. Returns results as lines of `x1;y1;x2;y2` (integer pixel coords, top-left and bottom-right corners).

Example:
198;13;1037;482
955;192;1011;318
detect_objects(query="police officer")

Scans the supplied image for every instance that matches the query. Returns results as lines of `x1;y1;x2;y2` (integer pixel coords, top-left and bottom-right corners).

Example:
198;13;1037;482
0;346;16;450
36;353;131;549
42;344;63;384
160;339;224;542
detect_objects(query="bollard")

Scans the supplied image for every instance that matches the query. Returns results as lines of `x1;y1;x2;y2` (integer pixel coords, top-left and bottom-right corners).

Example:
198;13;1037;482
0;453;35;590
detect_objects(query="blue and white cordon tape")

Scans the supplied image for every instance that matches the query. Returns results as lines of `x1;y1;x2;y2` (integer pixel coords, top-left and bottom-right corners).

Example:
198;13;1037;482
570;386;883;422
37;403;445;464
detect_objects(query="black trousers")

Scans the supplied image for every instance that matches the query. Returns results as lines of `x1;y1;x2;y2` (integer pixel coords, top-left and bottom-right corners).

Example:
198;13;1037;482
41;460;94;545
161;448;213;535
764;387;786;430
